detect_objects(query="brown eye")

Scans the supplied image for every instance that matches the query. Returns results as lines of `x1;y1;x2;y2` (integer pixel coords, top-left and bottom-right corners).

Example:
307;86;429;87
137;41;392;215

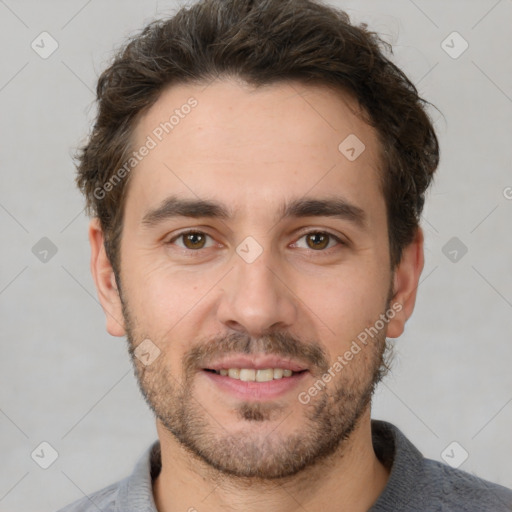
293;231;344;252
169;231;213;250
182;232;207;249
306;232;330;250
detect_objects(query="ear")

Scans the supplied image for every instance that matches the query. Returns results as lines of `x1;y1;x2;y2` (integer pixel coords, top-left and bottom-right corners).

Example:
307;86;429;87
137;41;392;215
89;218;126;337
386;227;424;339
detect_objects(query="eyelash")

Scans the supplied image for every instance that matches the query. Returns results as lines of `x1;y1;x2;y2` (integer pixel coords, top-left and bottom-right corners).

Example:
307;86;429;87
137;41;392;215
166;229;346;255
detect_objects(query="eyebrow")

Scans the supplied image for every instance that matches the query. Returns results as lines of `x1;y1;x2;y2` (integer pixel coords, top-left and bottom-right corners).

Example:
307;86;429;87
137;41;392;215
141;194;367;229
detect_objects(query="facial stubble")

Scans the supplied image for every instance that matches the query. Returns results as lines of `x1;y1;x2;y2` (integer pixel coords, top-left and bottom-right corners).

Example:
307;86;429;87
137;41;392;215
120;286;394;481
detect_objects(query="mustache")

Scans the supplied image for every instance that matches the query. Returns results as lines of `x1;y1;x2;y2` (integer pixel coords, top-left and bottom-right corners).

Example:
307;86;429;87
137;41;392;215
183;331;329;376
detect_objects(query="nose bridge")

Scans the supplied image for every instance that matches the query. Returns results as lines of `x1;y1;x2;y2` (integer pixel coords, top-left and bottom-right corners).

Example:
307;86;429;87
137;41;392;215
217;242;297;336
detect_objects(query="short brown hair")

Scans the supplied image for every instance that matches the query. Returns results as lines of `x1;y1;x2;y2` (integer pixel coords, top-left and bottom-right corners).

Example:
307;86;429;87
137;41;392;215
76;0;439;274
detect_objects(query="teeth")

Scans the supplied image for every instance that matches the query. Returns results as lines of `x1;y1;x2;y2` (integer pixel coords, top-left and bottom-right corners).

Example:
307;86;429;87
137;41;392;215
256;369;274;382
239;369;256;382
273;368;284;379
228;368;240;379
215;368;299;381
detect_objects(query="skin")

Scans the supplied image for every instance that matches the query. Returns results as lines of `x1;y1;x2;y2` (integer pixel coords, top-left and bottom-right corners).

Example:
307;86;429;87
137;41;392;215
89;78;424;512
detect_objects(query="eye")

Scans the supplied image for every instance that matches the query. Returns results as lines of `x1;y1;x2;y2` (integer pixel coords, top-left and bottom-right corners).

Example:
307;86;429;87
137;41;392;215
166;229;345;254
168;230;216;250
292;231;344;251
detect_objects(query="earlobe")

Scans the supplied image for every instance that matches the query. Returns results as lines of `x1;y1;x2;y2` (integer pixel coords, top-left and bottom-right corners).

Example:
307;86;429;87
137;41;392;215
88;218;126;337
386;228;425;339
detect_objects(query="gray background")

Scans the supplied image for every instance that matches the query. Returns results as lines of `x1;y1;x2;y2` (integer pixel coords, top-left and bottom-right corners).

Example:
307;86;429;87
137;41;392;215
1;0;511;510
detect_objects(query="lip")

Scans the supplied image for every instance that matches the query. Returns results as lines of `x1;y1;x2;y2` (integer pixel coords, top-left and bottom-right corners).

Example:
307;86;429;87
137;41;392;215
202;355;308;372
201;369;309;401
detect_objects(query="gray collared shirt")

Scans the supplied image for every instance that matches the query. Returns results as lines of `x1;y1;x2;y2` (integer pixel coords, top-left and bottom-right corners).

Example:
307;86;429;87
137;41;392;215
56;420;512;511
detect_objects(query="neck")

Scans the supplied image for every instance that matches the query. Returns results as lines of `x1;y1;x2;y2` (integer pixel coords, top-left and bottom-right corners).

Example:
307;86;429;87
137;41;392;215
152;409;390;512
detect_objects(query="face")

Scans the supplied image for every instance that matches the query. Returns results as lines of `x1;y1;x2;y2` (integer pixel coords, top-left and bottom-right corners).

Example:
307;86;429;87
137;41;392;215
98;78;414;480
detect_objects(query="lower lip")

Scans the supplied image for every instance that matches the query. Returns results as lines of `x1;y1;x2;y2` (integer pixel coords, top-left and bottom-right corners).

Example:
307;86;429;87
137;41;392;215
201;370;308;401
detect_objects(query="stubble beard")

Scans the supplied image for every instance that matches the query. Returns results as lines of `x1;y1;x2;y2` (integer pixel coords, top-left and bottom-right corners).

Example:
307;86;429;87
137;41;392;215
120;290;393;481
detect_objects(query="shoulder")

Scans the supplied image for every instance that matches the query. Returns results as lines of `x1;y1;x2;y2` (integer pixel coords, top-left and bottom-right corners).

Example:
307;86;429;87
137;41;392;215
55;480;120;512
419;457;512;511
54;440;159;512
370;420;512;511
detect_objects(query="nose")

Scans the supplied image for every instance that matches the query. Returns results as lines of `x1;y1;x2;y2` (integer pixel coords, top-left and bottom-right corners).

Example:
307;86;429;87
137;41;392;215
216;249;298;338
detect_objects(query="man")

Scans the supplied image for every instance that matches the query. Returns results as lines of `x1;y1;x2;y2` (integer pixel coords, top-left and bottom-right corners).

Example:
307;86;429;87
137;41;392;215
58;0;512;510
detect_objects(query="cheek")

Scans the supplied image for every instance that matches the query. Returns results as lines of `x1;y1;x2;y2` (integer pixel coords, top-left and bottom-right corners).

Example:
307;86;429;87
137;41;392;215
122;256;217;339
299;266;389;343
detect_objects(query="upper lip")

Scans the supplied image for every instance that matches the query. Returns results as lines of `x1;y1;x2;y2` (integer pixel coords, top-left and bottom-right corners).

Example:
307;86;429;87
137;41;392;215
203;355;309;372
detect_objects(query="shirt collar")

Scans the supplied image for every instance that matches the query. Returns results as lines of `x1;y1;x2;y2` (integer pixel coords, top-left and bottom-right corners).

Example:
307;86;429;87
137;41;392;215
369;419;425;510
115;439;161;512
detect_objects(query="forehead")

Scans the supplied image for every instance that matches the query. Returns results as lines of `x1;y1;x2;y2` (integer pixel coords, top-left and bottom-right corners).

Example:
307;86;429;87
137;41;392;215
127;78;385;225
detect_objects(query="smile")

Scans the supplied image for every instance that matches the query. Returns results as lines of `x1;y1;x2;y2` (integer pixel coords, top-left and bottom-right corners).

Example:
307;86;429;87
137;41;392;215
206;368;304;382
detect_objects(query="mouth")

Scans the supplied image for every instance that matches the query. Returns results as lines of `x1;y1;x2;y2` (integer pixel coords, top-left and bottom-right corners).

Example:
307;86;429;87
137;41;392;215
203;367;306;382
200;356;310;401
